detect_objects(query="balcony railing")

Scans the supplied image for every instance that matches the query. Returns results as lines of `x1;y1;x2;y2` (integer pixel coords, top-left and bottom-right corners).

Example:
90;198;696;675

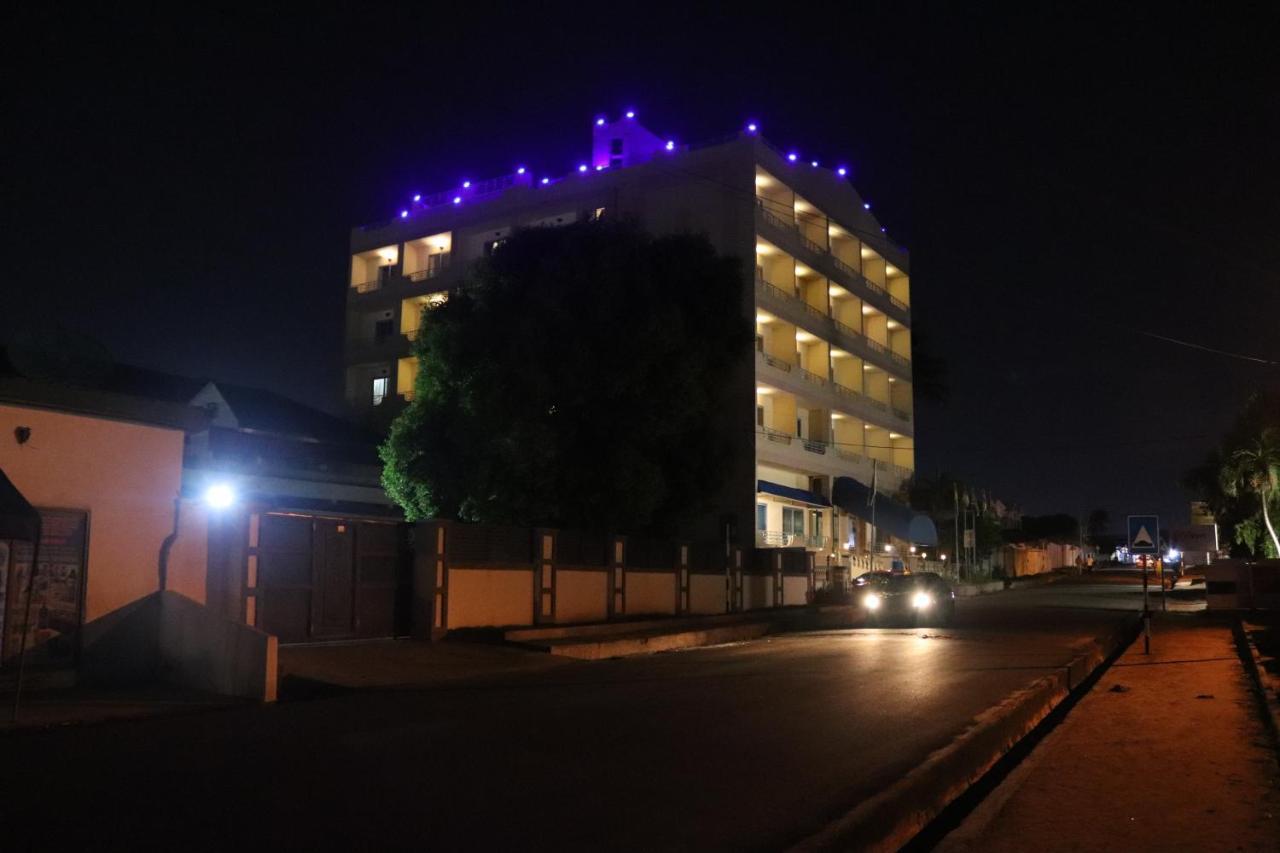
755;530;830;550
761;352;794;373
756;199;798;234
832;257;860;279
802;439;827;455
892;408;912;422
353;279;382;294
798;367;828;387
404;328;421;341
835;448;864;463
800;234;826;255
762;427;794;445
406;252;452;281
755;275;796;304
889;294;908;311
865;338;889;355
889;350;910;368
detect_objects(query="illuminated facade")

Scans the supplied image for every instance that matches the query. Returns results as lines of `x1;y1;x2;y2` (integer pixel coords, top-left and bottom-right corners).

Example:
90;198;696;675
344;115;926;569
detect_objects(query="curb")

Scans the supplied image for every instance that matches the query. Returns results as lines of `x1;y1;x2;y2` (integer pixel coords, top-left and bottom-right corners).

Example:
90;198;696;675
1231;618;1280;746
787;614;1139;853
530;621;773;660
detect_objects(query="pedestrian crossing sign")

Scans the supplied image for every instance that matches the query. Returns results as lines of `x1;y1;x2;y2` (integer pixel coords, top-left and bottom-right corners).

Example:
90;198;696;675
1127;515;1160;554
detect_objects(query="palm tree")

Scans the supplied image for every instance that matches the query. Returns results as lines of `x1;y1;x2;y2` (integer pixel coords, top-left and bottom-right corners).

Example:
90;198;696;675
1221;427;1280;556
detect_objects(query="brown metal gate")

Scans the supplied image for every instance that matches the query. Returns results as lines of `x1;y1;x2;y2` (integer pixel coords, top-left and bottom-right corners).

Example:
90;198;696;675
257;513;406;643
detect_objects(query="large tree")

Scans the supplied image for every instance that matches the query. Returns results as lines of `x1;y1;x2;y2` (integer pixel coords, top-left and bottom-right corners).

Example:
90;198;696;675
1184;391;1280;557
1219;428;1280;556
380;220;751;535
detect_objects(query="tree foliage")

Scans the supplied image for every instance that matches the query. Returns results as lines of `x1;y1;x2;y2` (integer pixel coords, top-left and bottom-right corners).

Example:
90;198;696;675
380;220;751;535
1184;391;1280;557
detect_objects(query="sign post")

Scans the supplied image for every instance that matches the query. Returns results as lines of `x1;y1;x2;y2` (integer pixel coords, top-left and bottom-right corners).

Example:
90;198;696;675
1128;515;1160;654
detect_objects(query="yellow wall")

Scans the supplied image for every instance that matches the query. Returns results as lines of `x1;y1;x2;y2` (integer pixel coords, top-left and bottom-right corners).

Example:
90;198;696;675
768;392;797;435
625;570;675;616
888;273;910;306
397;356;419;399
763;321;796;364
555;570;607;623
447;568;533;628
0;403;199;622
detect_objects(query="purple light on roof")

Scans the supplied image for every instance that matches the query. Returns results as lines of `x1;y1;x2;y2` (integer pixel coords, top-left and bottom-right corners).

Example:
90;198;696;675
595;165;605;171
578;164;588;173
462;180;471;188
625;110;635;119
516;166;526;175
596;117;606;126
452;196;462;204
540;177;550;185
880;227;886;232
863;202;871;209
787;152;798;162
836;167;847;176
413;193;421;202
746;122;758;133
665;140;675;151
810;160;819;167
400;210;408;219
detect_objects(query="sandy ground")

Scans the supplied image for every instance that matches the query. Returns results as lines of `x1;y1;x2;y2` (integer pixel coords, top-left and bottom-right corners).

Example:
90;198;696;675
939;615;1280;852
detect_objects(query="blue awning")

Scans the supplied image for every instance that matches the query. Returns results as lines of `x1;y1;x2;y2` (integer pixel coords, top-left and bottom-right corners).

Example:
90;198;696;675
757;480;831;507
832;476;938;546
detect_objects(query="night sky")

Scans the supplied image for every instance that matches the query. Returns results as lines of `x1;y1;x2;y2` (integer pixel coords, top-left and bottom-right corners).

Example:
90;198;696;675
6;6;1278;530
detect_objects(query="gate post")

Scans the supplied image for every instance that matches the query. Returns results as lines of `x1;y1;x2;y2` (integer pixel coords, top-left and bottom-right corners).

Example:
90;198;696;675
535;528;556;624
608;535;627;619
676;544;689;615
413;520;449;641
733;547;744;612
773;551;784;607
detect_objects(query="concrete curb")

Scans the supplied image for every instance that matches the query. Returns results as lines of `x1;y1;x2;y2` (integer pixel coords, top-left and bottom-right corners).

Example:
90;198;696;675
787;614;1139;853
1232;619;1280;746
527;621;773;660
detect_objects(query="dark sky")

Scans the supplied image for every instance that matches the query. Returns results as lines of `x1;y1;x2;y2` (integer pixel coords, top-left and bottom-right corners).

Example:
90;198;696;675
5;5;1278;530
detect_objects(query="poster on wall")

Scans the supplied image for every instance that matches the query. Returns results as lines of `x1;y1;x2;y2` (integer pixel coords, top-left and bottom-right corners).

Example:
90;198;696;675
1;509;88;666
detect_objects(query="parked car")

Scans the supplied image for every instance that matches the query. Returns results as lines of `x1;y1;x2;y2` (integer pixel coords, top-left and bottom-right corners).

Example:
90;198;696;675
858;571;956;626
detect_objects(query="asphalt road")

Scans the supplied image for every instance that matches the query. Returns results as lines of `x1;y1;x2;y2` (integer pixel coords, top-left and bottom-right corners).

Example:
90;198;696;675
1;584;1145;851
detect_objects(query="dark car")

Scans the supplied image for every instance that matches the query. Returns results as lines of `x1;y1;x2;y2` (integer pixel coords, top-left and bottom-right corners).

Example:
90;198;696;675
858;571;956;626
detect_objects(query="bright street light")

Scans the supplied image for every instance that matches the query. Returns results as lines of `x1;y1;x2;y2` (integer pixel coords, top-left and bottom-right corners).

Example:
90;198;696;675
204;483;236;510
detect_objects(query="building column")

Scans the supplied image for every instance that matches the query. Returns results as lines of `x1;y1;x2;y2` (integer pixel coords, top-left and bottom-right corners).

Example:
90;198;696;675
608;535;627;619
535;528;556;624
676;544;689;615
772;551;783;607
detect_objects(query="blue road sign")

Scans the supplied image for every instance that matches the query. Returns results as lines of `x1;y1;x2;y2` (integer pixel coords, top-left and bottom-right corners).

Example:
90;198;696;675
1127;515;1160;554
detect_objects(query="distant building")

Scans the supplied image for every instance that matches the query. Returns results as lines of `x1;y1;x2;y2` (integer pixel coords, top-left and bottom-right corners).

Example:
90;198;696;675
343;114;932;571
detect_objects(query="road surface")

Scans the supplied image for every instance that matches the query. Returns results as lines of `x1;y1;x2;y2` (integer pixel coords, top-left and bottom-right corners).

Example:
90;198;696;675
1;583;1148;851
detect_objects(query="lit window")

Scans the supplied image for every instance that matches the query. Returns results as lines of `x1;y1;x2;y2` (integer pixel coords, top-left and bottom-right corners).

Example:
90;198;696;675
756;504;767;531
372;377;388;406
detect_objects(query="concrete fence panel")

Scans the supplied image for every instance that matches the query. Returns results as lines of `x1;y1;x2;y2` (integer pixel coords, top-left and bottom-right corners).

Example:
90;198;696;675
689;574;728;615
556;569;609;623
447;567;535;629
625;570;677;617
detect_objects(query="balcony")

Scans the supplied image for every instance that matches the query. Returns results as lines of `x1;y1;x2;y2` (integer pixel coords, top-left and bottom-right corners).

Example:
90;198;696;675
757;351;903;428
756;530;830;550
405;251;451;282
755;276;910;379
755;199;908;324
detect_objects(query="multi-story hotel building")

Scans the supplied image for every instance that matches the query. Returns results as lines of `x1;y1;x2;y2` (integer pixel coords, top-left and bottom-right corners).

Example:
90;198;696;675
344;114;934;572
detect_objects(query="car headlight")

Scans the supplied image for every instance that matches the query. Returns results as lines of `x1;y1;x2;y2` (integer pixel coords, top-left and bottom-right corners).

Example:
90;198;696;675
912;591;933;609
864;592;882;611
